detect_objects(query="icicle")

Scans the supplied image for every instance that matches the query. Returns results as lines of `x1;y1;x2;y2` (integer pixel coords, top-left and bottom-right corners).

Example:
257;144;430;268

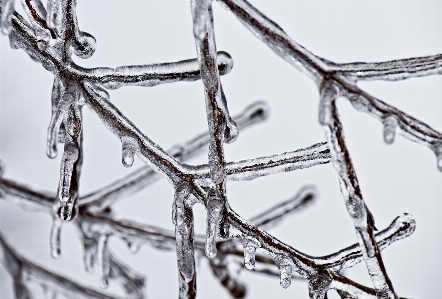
121;136;138;168
308;274;332;299
50;218;62;259
83;237;97;273
205;188;224;259
241;237;260;270
56;142;79;221
273;256;293;289
1;0;15;35
97;234;110;289
383;115;398;144
46;0;60;29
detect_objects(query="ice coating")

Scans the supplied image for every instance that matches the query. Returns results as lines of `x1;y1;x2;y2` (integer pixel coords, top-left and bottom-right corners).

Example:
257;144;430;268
319;82;396;298
1;0;441;298
1;172;418;297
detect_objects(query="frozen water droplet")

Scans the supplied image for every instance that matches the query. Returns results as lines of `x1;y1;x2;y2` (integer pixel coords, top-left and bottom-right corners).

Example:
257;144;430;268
241;237;260;270
1;0;15;35
50;218;62;259
46;0;60;29
121;136;138;168
73;32;97;59
383;116;398;144
274;256;293;289
97;234;110;289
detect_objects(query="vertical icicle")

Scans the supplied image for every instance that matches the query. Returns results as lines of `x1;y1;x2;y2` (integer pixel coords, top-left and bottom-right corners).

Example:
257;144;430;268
83;237;97;273
205;188;224;259
57;142;79;221
383;116;398;144
46;0;60;29
97;234;110;289
1;0;15;35
173;184;197;299
308;274;332;299
273;256;293;289
241;237;260;270
50;217;62;259
121;136;138;168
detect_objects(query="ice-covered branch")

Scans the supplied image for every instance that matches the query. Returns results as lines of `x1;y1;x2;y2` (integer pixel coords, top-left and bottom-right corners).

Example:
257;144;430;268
0;231;119;299
331;54;442;82
319;81;396;298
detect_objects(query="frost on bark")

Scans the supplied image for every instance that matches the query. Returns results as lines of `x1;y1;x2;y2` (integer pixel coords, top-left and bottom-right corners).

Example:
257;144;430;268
0;0;440;298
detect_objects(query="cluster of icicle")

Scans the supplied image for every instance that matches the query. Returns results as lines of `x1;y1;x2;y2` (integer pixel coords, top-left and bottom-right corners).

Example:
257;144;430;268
0;0;441;298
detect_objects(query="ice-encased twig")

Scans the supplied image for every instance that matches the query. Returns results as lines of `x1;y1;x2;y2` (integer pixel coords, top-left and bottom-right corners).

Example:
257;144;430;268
191;0;236;263
319;81;396;298
173;184;197;299
0;231;119;299
1;7;232;88
0;173;416;297
192;142;330;183
331;53;442;82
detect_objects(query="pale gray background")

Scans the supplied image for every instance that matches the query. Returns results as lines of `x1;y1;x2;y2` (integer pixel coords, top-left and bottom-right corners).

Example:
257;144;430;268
1;1;442;298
